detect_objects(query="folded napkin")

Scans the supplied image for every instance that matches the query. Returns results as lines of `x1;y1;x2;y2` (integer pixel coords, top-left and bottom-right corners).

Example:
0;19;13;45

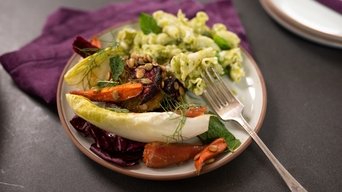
317;0;342;14
0;0;250;105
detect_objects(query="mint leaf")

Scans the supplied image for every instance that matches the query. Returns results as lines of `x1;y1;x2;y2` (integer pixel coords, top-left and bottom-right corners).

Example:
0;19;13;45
198;116;241;151
213;34;232;50
109;56;124;81
139;13;162;34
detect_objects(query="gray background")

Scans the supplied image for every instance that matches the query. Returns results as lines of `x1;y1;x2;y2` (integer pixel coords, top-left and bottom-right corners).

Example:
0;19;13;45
1;0;341;191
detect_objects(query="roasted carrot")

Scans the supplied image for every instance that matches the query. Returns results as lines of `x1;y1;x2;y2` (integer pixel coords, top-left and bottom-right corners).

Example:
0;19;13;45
175;106;207;117
90;36;101;48
194;137;227;174
70;82;143;102
143;142;205;168
185;106;207;117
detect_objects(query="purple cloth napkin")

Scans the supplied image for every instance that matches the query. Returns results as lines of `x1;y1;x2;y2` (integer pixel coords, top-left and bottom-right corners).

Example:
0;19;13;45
317;0;342;14
0;0;250;105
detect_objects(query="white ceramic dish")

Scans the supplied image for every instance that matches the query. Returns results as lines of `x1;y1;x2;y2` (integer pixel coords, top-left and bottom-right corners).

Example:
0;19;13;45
57;24;267;180
260;0;342;48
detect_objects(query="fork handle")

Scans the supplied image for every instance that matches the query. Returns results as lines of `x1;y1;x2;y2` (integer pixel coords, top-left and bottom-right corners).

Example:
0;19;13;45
237;115;307;192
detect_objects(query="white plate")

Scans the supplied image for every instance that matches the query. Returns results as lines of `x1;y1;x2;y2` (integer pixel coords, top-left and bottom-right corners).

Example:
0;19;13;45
260;0;342;48
57;24;267;180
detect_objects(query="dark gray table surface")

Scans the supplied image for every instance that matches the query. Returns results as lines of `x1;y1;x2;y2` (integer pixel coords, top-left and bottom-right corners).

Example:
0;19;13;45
1;0;341;191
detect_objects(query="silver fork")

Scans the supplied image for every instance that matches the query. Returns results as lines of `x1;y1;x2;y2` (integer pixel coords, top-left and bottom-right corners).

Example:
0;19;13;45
202;67;307;192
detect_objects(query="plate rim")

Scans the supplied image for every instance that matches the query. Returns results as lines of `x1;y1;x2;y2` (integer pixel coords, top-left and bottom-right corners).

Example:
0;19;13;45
56;24;267;180
260;0;342;48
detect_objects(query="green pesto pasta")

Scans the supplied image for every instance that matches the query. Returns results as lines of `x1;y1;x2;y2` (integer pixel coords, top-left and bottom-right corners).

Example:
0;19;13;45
115;10;245;95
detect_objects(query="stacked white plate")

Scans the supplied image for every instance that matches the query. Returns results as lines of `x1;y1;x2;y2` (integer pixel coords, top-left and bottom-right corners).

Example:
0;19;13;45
260;0;342;48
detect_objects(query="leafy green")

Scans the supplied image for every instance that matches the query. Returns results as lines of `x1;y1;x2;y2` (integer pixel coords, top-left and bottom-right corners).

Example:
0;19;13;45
198;116;241;151
139;13;162;34
223;65;231;76
109;56;124;81
213;34;232;50
96;80;119;88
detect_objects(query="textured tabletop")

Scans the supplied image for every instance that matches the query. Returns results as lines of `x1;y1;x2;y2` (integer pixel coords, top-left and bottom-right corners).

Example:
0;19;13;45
0;0;341;191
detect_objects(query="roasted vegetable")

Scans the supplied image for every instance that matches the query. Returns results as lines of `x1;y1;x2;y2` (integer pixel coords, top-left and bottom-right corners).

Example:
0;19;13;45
119;62;164;112
140;66;162;104
66;94;211;143
183;106;207;117
121;92;164;113
64;47;121;89
162;75;185;99
90;36;102;48
70;116;145;167
70;82;143;102
194;137;227;174
72;36;100;57
143;142;205;168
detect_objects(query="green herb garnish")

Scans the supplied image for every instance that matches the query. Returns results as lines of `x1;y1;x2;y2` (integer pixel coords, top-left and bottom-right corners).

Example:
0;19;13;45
160;96;183;142
213;34;232;50
160;96;198;143
96;80;119;88
78;49;106;89
109;56;125;81
139;13;162;34
198;116;241;151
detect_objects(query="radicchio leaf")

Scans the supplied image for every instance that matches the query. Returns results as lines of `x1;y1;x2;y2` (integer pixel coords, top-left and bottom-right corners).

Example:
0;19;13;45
72;36;100;58
70;116;145;167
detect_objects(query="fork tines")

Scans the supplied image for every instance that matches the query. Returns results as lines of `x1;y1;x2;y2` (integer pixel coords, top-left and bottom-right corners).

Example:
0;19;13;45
202;67;239;110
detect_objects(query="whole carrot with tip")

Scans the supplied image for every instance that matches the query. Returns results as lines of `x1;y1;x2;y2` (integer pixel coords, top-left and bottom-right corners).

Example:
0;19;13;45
70;82;143;102
194;137;227;174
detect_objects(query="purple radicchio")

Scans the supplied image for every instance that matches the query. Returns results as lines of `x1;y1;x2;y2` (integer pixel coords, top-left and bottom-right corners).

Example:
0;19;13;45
70;116;145;167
